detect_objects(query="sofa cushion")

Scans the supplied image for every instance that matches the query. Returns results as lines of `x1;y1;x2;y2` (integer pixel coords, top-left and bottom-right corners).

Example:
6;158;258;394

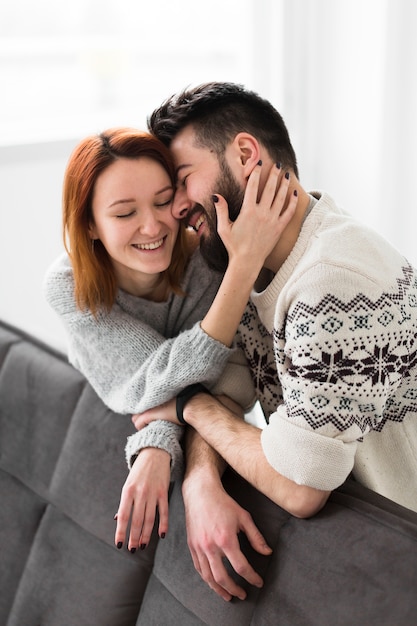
49;383;137;545
6;505;153;626
0;324;20;367
137;472;417;626
0;339;85;499
0;471;46;622
0;322;157;626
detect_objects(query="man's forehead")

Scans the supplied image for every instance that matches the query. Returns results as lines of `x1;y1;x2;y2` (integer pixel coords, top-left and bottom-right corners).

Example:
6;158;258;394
171;126;196;155
171;129;208;173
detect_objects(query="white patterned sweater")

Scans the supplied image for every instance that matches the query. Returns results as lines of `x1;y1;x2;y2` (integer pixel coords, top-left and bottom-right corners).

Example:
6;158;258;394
44;248;255;480
237;192;417;512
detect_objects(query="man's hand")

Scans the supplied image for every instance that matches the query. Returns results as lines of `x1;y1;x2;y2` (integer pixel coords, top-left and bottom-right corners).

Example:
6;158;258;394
182;466;272;602
131;398;179;430
115;447;171;551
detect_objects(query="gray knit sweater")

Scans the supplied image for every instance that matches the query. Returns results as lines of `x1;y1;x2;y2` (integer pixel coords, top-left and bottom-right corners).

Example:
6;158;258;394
44;249;255;479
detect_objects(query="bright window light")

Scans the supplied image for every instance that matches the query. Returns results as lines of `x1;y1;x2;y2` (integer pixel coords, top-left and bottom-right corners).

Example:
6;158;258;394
0;0;254;145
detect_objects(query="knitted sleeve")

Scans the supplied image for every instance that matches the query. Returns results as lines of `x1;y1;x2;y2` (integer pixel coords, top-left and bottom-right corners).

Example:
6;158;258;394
260;260;417;491
44;253;232;414
44;252;255;471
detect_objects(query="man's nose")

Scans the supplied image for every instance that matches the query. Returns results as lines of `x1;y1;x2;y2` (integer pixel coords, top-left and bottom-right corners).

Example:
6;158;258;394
172;187;191;219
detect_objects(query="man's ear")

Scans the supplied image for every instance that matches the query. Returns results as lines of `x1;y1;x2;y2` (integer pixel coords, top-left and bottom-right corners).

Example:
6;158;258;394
230;132;261;177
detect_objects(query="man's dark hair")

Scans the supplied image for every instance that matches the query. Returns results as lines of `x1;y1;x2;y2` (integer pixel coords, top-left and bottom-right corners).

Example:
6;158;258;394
148;82;299;177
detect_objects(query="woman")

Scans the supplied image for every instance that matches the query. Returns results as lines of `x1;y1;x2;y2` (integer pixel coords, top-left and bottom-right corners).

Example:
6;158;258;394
44;127;296;552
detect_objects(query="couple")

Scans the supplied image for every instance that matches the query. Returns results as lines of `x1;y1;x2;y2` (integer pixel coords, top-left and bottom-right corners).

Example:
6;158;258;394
45;82;417;603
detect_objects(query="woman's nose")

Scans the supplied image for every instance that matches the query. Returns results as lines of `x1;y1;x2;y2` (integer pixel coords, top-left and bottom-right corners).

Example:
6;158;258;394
139;208;161;235
172;187;191;219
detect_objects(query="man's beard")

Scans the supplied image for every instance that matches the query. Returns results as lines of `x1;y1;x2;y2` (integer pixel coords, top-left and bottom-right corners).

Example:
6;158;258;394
199;158;245;273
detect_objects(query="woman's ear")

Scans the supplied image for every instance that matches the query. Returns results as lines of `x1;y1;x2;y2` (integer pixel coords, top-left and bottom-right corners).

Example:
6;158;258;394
88;222;98;240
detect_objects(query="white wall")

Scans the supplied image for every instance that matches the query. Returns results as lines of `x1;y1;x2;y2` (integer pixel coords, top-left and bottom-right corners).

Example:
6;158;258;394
0;141;77;352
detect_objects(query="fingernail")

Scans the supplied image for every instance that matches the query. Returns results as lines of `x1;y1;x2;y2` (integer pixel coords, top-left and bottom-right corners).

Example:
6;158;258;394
257;159;262;166
117;541;123;549
212;194;219;203
130;547;136;554
285;171;290;180
160;533;166;539
140;543;147;551
294;189;298;197
276;162;282;169
114;513;118;521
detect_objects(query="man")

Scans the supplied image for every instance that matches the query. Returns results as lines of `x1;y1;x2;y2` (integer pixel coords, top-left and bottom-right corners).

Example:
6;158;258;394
141;82;417;600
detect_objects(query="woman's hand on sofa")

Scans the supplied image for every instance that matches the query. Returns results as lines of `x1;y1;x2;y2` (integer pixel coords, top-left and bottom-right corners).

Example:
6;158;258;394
114;447;171;551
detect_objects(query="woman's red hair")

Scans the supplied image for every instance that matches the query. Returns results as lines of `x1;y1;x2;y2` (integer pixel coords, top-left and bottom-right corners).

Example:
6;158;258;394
63;128;191;315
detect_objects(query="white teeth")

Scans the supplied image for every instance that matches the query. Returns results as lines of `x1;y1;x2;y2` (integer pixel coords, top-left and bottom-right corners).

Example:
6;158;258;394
135;238;164;250
194;215;205;232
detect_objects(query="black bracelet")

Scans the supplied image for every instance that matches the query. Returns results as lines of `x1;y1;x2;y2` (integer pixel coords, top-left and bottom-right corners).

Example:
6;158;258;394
176;383;211;424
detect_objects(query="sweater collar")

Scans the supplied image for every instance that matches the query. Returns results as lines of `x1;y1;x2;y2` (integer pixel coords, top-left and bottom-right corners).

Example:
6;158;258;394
251;191;336;324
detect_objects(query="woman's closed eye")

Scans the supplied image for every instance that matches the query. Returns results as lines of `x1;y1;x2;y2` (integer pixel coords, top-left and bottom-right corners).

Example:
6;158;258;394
116;210;136;219
155;196;174;208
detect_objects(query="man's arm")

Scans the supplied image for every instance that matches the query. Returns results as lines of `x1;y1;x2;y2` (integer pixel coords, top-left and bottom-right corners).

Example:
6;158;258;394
183;393;330;519
182;400;272;602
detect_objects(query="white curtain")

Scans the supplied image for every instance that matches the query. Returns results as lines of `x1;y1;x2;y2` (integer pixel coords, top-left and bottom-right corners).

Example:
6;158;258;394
262;0;417;265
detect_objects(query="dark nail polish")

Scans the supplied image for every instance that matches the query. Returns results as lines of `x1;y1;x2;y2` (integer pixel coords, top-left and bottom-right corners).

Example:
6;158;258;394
130;547;136;554
294;189;298;196
285;171;290;180
140;543;147;551
257;159;262;166
212;194;219;203
117;541;123;549
160;533;166;539
276;162;282;169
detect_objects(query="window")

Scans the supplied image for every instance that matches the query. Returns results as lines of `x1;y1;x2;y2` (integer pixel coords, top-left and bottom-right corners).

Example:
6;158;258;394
0;0;255;145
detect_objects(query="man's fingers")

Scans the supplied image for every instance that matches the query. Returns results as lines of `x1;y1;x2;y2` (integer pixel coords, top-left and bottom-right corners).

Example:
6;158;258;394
131;413;143;430
201;551;246;601
222;547;263;590
210;558;248;600
240;513;272;556
190;540;247;601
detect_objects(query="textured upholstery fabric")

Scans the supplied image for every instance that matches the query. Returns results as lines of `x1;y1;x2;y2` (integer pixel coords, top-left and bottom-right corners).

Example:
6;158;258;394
0;323;155;626
1;321;417;626
137;472;417;626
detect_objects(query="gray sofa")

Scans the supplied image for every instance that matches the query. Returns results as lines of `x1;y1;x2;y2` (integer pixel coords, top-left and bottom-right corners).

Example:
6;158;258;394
1;319;417;626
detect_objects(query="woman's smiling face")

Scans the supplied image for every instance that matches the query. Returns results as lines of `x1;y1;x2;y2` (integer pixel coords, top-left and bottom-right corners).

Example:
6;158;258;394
90;157;179;296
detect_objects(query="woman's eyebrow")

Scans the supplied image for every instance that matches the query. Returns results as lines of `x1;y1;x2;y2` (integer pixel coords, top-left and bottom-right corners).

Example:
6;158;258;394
107;198;135;209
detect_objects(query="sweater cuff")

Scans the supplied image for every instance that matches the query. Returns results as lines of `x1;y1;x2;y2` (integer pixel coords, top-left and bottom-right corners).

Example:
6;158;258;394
125;421;184;482
261;414;357;491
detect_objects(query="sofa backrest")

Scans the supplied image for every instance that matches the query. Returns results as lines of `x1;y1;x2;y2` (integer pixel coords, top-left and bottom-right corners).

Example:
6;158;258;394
2;320;417;626
0;322;156;626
